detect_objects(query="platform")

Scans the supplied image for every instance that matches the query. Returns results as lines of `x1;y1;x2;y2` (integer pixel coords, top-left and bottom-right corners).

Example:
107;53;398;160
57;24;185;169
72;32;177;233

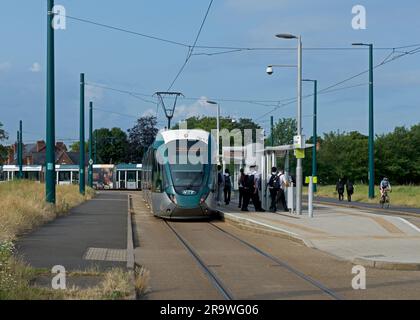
219;201;420;270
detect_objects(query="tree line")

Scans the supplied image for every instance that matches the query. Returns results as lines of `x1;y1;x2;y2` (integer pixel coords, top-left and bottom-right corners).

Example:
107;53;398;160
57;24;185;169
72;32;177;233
1;117;419;185
269;120;420;185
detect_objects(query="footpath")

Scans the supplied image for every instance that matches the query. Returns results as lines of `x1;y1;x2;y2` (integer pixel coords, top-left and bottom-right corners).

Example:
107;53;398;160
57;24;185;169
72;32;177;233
219;199;420;271
17;191;129;271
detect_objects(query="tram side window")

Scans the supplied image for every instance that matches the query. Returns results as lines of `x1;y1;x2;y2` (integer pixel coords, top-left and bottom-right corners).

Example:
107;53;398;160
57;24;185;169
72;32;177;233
127;171;136;182
152;151;163;193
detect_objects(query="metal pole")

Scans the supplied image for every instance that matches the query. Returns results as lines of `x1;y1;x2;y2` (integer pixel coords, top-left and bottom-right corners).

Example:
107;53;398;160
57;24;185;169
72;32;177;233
216;104;220;164
308;177;313;218
296;36;303;215
46;0;56;204
94;131;97;164
79;73;85;195
270;116;274;147
16;130;20;179
368;44;375;199
19;121;23;179
312;80;318;193
88;101;93;188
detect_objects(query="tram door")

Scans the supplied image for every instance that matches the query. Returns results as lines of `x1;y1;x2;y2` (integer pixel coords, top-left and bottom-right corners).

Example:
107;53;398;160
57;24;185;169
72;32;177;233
119;171;126;189
127;171;137;190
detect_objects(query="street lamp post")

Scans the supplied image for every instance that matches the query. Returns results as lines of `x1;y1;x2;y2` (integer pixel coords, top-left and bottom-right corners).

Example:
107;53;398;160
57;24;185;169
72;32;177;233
268;33;303;215
88;101;93;188
353;43;375;198
303;79;318;193
206;100;220;164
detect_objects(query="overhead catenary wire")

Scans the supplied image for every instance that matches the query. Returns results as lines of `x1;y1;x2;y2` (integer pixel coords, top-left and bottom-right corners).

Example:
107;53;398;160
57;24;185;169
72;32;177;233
56;13;420;54
256;45;420;120
167;0;214;91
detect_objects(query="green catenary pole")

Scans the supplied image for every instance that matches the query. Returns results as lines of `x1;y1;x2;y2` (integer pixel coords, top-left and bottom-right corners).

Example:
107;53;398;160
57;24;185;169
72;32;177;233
79;73;85;195
46;0;56;204
88;101;93;188
368;44;375;199
19;120;23;179
312;81;317;193
94;130;97;164
16;130;20;179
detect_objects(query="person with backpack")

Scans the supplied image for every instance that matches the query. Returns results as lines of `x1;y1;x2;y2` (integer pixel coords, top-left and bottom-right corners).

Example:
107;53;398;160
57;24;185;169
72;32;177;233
223;168;232;205
267;167;280;213
217;165;223;206
336;178;345;201
346;179;354;202
277;170;289;212
238;168;246;209
248;165;265;212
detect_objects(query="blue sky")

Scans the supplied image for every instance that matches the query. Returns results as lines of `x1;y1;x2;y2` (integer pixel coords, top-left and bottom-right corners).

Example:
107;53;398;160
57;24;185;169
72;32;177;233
1;0;419;145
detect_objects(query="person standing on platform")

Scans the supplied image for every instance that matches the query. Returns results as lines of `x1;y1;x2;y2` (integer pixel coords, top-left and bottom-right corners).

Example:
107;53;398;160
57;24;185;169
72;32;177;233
277;170;289;212
223;168;232;205
267;167;280;213
238;168;246;209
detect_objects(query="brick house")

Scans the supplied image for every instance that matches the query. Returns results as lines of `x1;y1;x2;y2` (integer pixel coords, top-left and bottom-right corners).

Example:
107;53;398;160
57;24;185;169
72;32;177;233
7;140;87;166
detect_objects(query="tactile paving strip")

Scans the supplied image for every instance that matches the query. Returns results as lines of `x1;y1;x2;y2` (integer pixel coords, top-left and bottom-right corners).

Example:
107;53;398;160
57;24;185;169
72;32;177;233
83;248;127;262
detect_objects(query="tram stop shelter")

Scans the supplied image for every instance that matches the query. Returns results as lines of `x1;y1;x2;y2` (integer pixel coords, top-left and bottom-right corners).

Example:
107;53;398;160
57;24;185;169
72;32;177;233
222;143;314;213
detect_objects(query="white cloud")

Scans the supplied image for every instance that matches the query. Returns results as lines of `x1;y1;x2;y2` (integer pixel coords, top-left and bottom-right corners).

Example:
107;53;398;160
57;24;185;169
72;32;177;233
0;62;12;72
29;62;41;73
173;96;217;120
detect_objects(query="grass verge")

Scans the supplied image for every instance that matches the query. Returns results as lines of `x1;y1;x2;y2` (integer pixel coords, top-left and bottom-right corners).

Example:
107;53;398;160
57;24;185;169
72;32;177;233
315;185;420;208
0;180;95;242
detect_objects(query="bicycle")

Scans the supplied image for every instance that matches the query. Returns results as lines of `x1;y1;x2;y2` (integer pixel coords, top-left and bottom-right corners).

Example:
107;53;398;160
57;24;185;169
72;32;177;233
380;189;391;209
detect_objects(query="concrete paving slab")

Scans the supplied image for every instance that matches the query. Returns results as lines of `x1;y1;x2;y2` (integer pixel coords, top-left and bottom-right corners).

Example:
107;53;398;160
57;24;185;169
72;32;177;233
219;202;420;270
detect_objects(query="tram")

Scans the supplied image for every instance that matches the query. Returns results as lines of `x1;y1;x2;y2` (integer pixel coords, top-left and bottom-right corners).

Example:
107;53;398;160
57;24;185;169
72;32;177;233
141;129;218;219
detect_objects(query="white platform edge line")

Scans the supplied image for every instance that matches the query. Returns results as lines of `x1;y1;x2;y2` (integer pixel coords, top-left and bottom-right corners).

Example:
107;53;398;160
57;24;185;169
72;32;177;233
223;212;301;238
397;217;420;234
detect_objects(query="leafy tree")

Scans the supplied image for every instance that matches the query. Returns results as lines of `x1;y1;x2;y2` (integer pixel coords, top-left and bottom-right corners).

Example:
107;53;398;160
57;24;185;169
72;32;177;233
127;116;159;163
69;141;88;153
0;122;8;164
94;128;129;164
270;118;297;146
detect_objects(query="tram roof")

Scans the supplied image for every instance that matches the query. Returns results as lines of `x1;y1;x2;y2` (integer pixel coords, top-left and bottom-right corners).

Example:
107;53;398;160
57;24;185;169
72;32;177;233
116;164;142;170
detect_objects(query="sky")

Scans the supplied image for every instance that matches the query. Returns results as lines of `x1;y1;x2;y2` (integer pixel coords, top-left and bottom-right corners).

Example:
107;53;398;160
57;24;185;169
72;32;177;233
0;0;419;146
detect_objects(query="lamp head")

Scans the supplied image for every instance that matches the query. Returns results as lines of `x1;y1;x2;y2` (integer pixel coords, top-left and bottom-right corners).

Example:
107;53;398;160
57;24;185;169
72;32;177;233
266;66;274;75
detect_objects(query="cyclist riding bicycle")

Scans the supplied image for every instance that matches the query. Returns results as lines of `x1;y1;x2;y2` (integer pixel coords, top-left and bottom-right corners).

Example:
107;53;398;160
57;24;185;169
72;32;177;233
379;177;392;208
380;177;391;198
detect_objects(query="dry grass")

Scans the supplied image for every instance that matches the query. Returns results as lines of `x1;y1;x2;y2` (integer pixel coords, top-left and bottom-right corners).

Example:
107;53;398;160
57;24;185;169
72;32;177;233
0;180;94;242
134;266;151;296
315;185;420;208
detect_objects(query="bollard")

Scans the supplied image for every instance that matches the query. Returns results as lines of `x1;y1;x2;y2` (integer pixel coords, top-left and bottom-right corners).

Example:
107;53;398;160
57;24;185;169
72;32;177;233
308;177;314;218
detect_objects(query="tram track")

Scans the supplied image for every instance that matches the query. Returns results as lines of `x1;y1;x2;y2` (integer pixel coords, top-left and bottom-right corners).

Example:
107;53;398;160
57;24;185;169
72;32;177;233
164;220;234;300
164;219;343;300
208;222;343;300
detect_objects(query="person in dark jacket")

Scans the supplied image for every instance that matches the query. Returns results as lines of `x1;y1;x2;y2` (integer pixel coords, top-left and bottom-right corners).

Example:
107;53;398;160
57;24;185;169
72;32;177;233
267;167;280;213
346;179;354;202
336;178;345;201
238;168;245;208
223;169;232;205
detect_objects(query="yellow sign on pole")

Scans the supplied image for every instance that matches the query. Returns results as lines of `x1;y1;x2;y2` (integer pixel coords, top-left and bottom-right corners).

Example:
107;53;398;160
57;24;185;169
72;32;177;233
295;149;305;159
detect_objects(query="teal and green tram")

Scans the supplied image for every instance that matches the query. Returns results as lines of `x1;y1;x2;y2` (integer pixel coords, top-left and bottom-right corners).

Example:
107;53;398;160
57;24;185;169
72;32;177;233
141;129;218;219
